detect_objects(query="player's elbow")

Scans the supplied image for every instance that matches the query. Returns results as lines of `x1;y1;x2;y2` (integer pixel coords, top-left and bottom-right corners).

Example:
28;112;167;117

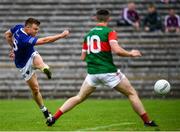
116;52;123;57
113;49;122;56
111;47;123;56
115;50;129;57
43;38;54;43
36;38;50;45
4;32;10;40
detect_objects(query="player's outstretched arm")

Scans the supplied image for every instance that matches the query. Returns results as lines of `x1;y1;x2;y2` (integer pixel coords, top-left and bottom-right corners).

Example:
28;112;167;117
36;29;69;45
110;40;142;57
4;30;13;48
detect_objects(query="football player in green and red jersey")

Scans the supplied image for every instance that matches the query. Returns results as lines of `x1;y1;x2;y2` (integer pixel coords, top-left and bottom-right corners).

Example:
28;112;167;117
46;9;158;127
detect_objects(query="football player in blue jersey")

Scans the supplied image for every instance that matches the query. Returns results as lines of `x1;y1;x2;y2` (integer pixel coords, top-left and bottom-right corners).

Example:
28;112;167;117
4;18;69;120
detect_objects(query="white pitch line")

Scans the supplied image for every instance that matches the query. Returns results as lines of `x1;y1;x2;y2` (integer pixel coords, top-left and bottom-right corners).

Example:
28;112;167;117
76;122;135;131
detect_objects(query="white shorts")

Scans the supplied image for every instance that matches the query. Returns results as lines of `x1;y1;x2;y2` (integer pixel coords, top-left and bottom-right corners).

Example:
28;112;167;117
85;69;125;88
19;51;39;81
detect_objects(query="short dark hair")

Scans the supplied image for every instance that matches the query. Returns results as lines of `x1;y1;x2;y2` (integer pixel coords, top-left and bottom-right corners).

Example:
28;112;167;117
96;9;110;22
148;3;156;9
25;18;40;27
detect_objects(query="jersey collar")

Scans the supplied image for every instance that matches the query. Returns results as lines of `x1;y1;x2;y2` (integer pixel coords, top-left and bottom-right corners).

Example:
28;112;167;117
20;28;28;35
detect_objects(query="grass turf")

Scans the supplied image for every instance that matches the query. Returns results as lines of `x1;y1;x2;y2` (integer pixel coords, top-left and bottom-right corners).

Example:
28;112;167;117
0;99;180;131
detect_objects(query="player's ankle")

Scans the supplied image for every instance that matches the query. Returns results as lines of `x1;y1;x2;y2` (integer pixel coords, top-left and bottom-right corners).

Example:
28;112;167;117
40;106;47;112
41;66;52;79
54;109;63;120
40;66;50;72
140;113;150;123
40;106;51;119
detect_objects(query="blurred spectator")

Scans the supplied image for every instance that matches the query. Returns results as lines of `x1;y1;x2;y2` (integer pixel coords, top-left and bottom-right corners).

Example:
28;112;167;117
117;2;140;31
161;0;170;4
160;0;177;4
143;4;163;32
165;9;180;33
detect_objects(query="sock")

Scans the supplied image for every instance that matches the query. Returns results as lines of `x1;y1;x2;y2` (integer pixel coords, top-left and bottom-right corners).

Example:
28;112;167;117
40;106;47;112
40;65;49;72
54;109;63;120
140;113;150;123
40;106;50;118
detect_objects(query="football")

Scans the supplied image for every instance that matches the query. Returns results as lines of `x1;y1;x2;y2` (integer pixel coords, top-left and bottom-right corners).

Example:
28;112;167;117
154;79;171;95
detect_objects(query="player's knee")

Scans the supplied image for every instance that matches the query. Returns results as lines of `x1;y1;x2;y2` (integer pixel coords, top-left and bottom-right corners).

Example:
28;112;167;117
31;85;40;95
126;86;138;97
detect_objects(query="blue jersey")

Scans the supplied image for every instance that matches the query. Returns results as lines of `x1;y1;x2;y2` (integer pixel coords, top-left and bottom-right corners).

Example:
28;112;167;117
10;24;38;68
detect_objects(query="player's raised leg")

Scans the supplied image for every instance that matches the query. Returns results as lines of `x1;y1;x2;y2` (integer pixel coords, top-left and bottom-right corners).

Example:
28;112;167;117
27;73;51;119
46;80;96;126
114;77;158;127
33;53;52;79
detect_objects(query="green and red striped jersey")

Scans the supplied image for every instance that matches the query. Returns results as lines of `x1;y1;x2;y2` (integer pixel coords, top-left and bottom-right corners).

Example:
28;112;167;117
82;24;118;74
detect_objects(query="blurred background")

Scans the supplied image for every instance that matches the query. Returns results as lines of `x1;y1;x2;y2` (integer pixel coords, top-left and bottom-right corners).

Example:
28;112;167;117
0;0;180;99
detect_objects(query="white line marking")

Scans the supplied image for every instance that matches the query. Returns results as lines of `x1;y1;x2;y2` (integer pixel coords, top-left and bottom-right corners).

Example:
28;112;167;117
76;122;135;131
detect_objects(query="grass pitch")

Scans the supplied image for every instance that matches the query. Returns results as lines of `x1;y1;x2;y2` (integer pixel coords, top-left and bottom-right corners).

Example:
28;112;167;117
0;99;180;131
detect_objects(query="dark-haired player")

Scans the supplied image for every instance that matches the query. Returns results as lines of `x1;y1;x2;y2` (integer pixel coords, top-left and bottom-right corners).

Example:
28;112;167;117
4;17;69;120
46;9;157;127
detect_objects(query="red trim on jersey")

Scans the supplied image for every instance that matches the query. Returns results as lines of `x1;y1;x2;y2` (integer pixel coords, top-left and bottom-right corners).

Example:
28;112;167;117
82;42;88;50
108;31;117;41
101;41;111;51
82;41;111;52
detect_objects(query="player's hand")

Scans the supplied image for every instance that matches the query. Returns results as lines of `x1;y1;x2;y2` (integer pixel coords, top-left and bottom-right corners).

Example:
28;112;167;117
129;50;142;57
9;49;15;60
61;29;70;38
